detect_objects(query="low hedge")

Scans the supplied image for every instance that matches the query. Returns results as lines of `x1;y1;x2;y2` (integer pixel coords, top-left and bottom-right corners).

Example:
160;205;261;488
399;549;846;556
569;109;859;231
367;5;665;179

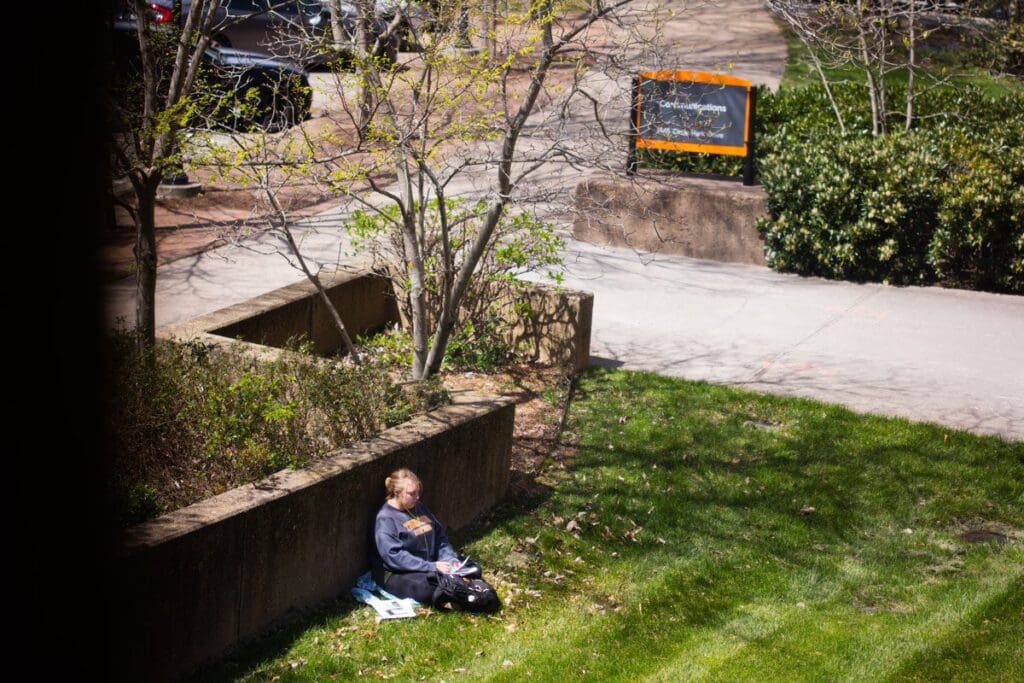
108;333;448;526
645;84;1024;294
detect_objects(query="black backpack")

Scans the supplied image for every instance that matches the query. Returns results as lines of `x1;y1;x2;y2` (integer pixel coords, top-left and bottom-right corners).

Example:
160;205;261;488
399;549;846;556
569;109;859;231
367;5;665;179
430;572;501;613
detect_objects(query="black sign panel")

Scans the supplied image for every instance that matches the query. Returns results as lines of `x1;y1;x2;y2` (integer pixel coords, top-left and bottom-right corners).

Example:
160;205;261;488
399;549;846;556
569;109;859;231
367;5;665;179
635;72;751;156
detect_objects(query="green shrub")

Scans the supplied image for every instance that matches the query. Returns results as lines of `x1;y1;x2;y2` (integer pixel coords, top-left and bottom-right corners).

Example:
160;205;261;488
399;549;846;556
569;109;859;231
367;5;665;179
757;130;946;284
114;482;161;528
360;314;516;373
349;197;564;371
443;316;514;370
107;332;449;526
347;198;564;324
754;85;1024;293
359;324;414;368
929;131;1024;292
990;20;1024;76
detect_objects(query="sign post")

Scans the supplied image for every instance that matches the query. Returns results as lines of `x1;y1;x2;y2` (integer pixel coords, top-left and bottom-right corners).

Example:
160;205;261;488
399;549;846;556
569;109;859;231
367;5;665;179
742;87;757;186
627;75;640;176
629;70;756;185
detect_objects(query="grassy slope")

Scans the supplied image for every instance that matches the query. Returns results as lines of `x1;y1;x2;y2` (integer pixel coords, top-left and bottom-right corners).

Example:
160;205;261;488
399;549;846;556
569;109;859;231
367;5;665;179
195;369;1023;682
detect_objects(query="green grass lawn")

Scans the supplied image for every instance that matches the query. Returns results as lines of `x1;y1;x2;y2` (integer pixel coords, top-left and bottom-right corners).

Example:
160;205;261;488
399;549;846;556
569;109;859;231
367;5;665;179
194;369;1024;682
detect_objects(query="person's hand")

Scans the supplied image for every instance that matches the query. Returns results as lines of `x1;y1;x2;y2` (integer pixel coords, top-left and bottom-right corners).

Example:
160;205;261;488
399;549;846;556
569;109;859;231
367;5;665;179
435;561;454;573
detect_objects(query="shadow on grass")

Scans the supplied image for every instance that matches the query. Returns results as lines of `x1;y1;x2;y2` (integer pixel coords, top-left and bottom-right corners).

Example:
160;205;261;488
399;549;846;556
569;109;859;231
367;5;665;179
558;367;1023;593
185;597;360;682
888;577;1024;681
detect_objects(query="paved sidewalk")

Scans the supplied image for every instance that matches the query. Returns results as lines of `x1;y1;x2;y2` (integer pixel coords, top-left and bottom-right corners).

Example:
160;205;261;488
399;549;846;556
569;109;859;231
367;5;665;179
531;240;1024;441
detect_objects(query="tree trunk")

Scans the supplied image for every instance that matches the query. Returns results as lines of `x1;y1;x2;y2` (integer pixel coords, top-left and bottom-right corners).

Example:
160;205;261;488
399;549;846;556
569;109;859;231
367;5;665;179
876;0;889;135
856;0;881;136
905;0;916;131
133;177;159;351
326;0;349;52
422;2;562;377
356;0;374;133
810;47;846;135
392;152;430;378
403;211;430;379
264;186;362;362
485;0;497;60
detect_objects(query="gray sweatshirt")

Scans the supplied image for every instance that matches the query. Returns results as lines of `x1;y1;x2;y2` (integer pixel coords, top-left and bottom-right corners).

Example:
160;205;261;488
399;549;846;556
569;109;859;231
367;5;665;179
371;501;459;574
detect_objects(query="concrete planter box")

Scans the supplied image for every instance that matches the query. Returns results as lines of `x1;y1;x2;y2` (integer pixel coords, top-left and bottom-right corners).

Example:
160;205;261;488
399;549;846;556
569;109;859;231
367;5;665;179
162;269;593;372
109;269;593;682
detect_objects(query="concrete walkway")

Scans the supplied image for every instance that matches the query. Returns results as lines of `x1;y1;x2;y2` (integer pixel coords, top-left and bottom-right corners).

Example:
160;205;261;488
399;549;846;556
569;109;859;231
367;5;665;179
103;0;1024;441
536;240;1024;440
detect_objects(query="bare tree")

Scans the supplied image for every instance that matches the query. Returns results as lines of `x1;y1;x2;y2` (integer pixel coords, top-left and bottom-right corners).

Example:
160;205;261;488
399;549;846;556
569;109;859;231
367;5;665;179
325;0;639;378
190;0;649;379
187;118;367;360
110;0;318;350
767;0;961;135
111;0;220;350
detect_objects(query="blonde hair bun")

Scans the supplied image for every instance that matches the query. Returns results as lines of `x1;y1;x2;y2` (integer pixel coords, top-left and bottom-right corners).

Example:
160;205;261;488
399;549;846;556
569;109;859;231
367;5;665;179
385;468;421;499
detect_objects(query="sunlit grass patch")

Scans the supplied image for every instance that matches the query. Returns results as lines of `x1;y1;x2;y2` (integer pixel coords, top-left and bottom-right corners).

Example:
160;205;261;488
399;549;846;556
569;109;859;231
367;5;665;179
193;368;1023;682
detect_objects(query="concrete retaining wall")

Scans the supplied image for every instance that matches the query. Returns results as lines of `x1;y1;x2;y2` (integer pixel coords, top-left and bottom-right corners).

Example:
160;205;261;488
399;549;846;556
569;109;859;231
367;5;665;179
500;283;593;373
164;270;400;355
573;174;769;266
109;394;514;683
163;269;593;371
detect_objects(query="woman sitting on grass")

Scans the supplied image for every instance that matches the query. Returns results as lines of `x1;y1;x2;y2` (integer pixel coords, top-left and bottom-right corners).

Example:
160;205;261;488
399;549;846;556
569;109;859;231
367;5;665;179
370;468;500;612
370;468;464;604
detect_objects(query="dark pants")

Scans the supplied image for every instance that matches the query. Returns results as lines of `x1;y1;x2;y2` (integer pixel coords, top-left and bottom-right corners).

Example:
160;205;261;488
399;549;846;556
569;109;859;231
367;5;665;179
383;571;436;605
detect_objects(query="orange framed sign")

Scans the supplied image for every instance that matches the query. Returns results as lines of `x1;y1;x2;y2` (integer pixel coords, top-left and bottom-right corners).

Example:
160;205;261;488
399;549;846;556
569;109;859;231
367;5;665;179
633;70;752;156
627;70;758;184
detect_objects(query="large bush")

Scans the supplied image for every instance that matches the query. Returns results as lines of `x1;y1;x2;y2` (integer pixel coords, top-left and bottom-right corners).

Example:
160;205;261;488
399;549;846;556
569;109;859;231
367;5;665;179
758;130;946;284
758;86;1023;293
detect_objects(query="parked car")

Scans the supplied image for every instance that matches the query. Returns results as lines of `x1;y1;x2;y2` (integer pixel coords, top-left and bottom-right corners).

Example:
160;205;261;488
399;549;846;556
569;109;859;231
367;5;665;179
112;7;313;132
117;0;399;65
196;45;312;132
